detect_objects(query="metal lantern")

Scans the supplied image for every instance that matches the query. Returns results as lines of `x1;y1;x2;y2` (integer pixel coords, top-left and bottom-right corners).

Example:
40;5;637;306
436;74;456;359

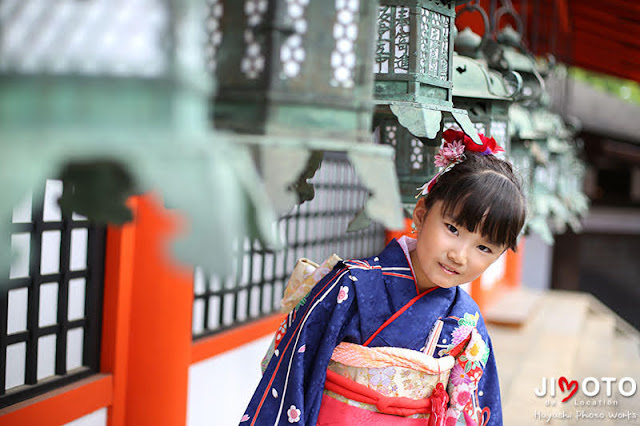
491;25;545;106
509;104;544;215
372;0;481;208
374;118;437;208
0;0;278;275
558;145;589;226
213;0;377;141
372;0;481;141
445;2;519;155
375;1;453;108
445;53;513;154
532;108;585;233
210;0;405;230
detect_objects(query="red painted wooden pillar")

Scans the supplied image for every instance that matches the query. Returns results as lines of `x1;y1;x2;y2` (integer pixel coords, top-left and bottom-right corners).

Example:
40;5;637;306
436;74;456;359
104;194;194;426
504;238;525;288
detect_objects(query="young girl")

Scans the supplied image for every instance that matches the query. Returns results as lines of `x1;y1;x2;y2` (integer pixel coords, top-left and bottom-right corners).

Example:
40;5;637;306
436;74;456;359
241;129;527;426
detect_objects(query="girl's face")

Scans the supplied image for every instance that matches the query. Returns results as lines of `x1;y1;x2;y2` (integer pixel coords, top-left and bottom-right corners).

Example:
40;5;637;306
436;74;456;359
410;199;506;292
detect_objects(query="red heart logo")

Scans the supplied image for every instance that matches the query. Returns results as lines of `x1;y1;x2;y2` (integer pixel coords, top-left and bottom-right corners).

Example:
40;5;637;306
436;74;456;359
558;376;578;402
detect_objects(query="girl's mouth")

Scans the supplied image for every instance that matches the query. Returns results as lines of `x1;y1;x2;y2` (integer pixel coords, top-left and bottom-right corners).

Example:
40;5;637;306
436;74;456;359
439;262;459;275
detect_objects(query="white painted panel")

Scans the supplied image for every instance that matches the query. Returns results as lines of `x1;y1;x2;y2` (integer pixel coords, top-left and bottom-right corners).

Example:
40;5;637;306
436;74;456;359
64;407;108;426
187;334;273;426
72;212;88;221
192;299;205;335
68;278;86;320
6;342;26;390
39;282;59;327
207;296;220;329
41;230;61;274
521;233;553;290
480;251;507;290
67;327;84;370
37;334;56;380
70;228;88;271
193;267;206;295
7;288;28;334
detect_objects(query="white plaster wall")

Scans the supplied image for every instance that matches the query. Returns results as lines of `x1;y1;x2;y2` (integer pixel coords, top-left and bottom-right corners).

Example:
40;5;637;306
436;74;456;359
63;407;107;426
187;334;274;426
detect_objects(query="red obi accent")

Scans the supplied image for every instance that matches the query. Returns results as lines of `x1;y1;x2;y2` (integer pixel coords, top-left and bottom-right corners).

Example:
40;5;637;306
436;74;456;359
321;369;449;426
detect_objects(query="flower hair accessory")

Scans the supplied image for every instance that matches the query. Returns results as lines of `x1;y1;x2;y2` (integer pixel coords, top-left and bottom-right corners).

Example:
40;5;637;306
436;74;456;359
416;129;504;198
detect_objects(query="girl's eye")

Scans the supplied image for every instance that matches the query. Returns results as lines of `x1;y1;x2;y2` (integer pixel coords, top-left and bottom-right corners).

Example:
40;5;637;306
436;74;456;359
478;245;492;254
446;224;458;235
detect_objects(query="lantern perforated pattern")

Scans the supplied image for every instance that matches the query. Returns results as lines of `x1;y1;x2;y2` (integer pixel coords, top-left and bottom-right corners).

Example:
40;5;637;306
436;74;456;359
331;0;360;88
241;0;268;79
1;180;105;408
0;0;169;76
192;153;385;338
206;0;224;72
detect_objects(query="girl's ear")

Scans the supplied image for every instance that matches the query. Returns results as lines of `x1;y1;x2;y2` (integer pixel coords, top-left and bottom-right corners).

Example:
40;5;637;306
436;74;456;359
412;198;428;231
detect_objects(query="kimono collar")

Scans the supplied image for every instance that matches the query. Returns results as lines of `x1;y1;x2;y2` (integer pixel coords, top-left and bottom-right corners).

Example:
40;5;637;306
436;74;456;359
375;238;421;297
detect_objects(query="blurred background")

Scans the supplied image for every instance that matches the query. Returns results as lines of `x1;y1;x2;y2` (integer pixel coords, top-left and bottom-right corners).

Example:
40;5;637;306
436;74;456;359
1;0;639;425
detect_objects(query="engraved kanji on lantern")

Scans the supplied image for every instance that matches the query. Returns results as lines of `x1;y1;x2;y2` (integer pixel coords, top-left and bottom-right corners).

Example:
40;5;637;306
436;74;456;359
374;1;455;109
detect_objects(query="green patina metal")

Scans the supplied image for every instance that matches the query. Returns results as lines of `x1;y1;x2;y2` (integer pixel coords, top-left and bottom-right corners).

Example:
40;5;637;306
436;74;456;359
213;0;377;142
0;0;280;276
372;0;483;143
448;53;513;153
212;0;405;231
477;12;591;244
374;0;456;110
509;100;589;244
532;108;589;234
230;134;404;231
372;0;483;209
491;26;546;106
448;3;517;154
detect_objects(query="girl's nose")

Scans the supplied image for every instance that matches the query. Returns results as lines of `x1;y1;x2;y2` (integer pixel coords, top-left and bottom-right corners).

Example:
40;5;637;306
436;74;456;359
447;247;466;266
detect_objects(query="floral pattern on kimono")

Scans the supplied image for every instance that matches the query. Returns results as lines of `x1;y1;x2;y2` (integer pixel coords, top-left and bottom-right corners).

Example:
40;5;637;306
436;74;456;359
437;313;492;426
243;238;503;425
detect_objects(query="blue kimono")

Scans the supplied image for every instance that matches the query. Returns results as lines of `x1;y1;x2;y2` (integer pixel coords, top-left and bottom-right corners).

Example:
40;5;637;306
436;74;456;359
241;238;502;425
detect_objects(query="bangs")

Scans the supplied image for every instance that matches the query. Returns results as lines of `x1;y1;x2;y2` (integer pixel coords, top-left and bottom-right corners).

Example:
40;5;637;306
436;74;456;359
438;171;526;250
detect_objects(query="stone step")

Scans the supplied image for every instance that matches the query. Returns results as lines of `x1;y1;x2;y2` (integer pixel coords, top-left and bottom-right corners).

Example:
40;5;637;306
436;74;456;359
495;291;592;425
567;310;616;426
610;328;640;424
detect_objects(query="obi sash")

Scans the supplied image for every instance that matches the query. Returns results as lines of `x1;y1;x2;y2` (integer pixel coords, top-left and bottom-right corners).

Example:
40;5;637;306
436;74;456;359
317;342;454;426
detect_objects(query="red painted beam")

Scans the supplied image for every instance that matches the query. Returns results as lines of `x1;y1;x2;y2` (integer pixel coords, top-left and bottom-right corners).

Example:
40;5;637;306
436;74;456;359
572;18;640;50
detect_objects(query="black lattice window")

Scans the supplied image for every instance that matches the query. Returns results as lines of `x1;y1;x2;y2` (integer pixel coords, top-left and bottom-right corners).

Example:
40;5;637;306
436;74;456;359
192;152;386;339
0;180;105;408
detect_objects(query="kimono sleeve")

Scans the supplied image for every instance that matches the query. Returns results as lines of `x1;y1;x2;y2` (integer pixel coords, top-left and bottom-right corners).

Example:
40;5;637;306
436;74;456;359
240;264;359;426
477;333;502;425
441;312;503;426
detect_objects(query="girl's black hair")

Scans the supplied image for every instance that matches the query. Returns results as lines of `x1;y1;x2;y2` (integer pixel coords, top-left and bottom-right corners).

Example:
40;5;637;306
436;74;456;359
424;152;527;251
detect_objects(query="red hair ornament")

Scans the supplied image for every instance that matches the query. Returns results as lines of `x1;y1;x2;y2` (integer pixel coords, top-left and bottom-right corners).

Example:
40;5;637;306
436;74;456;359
416;129;504;197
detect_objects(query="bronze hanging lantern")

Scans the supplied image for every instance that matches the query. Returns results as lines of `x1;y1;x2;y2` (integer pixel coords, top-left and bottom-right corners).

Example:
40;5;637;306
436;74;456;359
373;0;481;142
211;0;405;230
213;0;378;141
444;3;517;155
373;0;481;208
445;53;513;153
0;0;280;275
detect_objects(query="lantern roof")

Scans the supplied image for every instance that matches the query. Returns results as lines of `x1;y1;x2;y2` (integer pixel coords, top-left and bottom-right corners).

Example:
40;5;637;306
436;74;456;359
452;54;511;101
